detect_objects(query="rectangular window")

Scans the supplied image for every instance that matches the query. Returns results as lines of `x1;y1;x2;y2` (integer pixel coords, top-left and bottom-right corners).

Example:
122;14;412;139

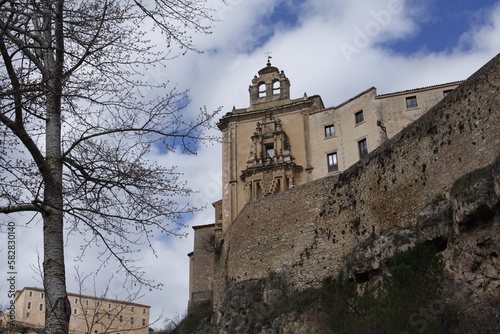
265;143;275;158
27;302;31;309
355;110;364;124
131;317;134;325
131;307;134;312
29;292;32;297
109;303;112;309
74;309;77;315
39;304;43;311
406;96;418;108
26;312;30;318
75;298;78;304
108;314;111;320
327;153;338;172
324;124;335;137
86;300;89;306
41;293;44;298
119;315;123;323
143;309;146;314
142;319;146;326
443;89;453;97
358;139;368;158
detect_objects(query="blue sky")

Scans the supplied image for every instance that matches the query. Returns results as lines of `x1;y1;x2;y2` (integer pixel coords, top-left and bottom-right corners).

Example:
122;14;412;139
1;0;499;328
381;0;499;54
228;0;500;59
256;0;304;47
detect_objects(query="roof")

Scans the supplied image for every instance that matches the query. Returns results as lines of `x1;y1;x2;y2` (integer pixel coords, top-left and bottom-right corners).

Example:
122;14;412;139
16;287;150;308
376;81;463;98
192;223;216;230
257;60;280;75
334;86;377;109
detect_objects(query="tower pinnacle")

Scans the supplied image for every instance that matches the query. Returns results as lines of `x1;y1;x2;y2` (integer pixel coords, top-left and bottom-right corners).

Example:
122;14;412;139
249;58;290;106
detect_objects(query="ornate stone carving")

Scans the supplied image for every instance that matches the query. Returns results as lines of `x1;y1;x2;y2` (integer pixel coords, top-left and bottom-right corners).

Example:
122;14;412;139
241;115;303;200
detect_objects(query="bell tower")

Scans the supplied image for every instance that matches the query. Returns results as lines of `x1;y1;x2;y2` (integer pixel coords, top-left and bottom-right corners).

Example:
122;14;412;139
218;59;322;231
248;58;291;107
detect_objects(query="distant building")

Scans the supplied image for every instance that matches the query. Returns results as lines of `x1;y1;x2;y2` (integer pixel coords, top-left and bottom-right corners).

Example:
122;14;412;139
1;287;150;334
187;60;462;313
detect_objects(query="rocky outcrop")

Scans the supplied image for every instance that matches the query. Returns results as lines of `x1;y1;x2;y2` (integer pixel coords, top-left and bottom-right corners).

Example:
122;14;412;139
200;158;500;333
207;275;328;334
446;158;500;296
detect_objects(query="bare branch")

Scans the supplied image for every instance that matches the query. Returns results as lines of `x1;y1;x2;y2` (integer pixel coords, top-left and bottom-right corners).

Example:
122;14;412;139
0;203;40;213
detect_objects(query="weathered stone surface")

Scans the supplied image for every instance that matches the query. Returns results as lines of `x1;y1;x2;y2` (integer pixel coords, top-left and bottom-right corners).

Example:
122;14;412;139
451;163;498;231
193;54;500;333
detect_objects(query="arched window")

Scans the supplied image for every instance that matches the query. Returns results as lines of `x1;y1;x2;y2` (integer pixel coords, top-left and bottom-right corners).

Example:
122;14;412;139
272;80;280;95
258;82;266;98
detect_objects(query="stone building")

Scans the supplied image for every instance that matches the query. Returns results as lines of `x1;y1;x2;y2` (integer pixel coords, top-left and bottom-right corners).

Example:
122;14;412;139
188;59;462;312
1;287;150;334
218;60;461;231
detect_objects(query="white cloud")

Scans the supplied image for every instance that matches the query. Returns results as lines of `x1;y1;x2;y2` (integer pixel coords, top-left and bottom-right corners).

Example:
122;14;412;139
2;0;500;329
458;2;500;53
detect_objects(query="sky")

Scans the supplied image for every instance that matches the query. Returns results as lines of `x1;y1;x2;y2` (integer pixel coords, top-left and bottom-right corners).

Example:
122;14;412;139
1;0;500;330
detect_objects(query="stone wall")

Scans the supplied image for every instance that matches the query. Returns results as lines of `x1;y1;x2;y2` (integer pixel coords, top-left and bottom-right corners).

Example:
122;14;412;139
188;224;216;313
215;53;500;311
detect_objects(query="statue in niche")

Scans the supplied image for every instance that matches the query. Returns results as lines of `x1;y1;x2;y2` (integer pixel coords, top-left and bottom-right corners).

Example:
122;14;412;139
255;122;262;135
247;150;255;162
275;119;282;132
262;170;273;195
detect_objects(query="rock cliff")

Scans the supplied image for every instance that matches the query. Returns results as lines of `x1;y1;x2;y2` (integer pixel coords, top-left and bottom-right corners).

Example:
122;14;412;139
180;54;500;334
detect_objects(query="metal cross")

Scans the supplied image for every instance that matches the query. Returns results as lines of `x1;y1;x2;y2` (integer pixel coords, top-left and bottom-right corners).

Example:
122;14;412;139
265;50;272;64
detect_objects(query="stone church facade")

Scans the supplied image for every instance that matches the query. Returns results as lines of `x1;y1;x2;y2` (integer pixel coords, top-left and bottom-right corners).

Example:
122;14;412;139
188;60;462;312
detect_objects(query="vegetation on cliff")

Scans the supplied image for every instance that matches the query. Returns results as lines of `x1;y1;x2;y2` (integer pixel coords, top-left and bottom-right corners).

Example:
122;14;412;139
166;241;498;333
321;244;448;333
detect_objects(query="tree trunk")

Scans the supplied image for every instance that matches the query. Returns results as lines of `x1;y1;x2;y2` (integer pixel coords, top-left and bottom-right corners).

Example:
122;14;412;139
43;1;70;334
43;194;70;334
43;63;71;334
43;91;70;333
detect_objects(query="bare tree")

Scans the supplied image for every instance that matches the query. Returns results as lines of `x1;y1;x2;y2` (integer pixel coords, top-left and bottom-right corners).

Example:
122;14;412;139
0;1;222;334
